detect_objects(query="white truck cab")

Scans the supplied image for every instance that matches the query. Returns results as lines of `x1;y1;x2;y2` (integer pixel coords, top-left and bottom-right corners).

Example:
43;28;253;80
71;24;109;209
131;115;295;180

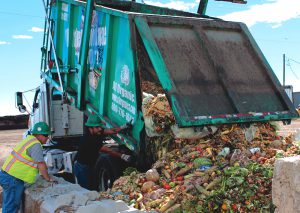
16;81;83;174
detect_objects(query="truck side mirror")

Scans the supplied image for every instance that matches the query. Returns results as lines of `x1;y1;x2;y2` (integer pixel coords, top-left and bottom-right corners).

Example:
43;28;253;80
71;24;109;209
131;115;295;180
16;92;27;113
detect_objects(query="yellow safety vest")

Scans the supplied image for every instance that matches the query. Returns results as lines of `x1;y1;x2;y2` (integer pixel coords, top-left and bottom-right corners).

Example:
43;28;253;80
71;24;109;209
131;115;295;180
2;135;41;183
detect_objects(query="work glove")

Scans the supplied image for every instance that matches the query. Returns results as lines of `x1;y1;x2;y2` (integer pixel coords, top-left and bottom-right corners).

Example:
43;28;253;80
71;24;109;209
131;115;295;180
120;121;133;132
121;154;132;162
48;177;58;185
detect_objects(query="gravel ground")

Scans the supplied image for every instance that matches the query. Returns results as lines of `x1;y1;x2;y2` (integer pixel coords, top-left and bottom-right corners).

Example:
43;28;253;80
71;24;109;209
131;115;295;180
0;129;26;168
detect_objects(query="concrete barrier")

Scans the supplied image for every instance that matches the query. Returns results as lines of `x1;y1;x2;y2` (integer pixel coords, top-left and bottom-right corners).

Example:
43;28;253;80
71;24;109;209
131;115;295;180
23;176;150;213
0;176;151;213
272;155;300;213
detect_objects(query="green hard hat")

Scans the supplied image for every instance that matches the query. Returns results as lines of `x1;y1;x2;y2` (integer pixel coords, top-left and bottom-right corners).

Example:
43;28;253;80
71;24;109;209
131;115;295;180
85;114;101;127
31;122;50;135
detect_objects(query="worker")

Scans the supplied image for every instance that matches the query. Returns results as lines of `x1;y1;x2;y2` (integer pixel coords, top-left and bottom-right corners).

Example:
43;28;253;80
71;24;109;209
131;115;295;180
0;122;56;213
74;114;132;190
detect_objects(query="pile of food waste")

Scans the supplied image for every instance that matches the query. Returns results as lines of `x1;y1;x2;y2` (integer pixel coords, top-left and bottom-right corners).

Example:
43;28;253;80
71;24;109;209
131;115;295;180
100;93;300;212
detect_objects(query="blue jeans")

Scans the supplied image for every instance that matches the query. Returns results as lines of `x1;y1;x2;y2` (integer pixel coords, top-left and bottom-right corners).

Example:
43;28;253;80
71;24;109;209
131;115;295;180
0;170;24;213
73;161;93;190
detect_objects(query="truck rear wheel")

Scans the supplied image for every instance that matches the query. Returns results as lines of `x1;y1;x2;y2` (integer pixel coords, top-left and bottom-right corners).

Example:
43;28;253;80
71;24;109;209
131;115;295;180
95;154;123;191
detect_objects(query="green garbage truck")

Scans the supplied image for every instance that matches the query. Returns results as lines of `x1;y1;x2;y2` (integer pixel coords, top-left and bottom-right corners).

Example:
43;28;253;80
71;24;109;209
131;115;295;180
16;0;298;191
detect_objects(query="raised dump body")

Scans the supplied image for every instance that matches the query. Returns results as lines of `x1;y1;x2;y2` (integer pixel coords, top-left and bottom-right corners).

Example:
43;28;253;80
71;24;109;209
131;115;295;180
40;0;297;155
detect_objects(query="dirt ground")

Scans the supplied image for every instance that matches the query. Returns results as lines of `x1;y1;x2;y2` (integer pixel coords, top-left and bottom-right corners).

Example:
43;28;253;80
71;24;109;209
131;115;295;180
0;129;26;168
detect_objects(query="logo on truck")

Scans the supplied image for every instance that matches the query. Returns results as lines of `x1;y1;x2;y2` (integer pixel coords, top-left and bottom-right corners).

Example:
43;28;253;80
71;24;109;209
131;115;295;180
121;65;130;86
112;65;136;122
74;9;85;64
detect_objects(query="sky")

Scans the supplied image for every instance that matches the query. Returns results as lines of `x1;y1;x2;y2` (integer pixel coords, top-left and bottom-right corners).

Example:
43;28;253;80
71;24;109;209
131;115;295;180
0;0;299;116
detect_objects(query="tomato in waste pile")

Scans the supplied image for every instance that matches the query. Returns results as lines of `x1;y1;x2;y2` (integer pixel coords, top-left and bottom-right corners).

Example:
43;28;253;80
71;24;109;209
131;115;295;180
180;185;186;191
231;204;238;211
163;184;171;190
139;177;147;184
176;176;184;181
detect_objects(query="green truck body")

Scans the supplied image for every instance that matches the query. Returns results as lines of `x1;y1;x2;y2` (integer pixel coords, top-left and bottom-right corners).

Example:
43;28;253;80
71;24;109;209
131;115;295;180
41;0;298;155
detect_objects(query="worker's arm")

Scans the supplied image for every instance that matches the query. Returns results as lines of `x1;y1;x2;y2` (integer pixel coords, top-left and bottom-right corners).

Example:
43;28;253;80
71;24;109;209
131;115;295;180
103;127;122;135
100;146;121;158
100;146;132;162
102;122;132;135
37;162;53;182
27;143;55;182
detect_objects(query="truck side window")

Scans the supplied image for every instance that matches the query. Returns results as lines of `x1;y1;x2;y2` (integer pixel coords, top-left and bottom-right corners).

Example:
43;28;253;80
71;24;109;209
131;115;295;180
32;89;41;112
52;94;62;101
52;88;62;101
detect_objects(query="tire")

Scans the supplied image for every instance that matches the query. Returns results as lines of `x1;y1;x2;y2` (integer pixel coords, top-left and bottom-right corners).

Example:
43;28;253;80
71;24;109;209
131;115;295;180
94;154;124;191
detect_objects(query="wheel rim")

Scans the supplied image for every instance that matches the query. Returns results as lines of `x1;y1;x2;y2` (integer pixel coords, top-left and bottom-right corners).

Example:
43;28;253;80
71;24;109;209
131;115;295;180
98;168;112;191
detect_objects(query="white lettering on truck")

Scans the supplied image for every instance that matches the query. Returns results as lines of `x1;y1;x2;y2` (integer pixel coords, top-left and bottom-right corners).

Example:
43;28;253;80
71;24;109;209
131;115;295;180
121;65;130;86
74;29;82;61
61;3;69;21
112;81;136;122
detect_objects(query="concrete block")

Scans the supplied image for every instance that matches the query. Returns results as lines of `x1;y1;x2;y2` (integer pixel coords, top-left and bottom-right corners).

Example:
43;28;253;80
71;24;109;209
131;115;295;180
100;199;130;212
272;156;300;213
75;202;104;213
38;185;93;212
82;190;99;201
54;193;74;207
22;175;141;213
24;176;90;213
72;192;89;206
120;210;142;213
76;200;133;213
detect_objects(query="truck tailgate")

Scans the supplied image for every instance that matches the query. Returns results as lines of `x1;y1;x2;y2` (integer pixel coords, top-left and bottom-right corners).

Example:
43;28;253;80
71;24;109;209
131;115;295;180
135;16;298;127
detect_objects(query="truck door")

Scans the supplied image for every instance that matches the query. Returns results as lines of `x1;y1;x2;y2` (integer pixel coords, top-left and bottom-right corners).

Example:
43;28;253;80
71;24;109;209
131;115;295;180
30;82;49;128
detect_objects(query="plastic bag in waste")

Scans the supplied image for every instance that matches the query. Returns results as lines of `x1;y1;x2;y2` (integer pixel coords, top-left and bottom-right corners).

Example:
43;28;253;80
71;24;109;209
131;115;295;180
144;116;163;137
294;128;300;141
249;147;260;154
230;149;250;166
218;147;230;157
144;188;166;200
171;125;217;139
244;125;257;142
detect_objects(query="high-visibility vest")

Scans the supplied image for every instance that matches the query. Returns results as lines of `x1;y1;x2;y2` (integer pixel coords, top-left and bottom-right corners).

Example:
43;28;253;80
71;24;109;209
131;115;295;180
2;135;41;183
